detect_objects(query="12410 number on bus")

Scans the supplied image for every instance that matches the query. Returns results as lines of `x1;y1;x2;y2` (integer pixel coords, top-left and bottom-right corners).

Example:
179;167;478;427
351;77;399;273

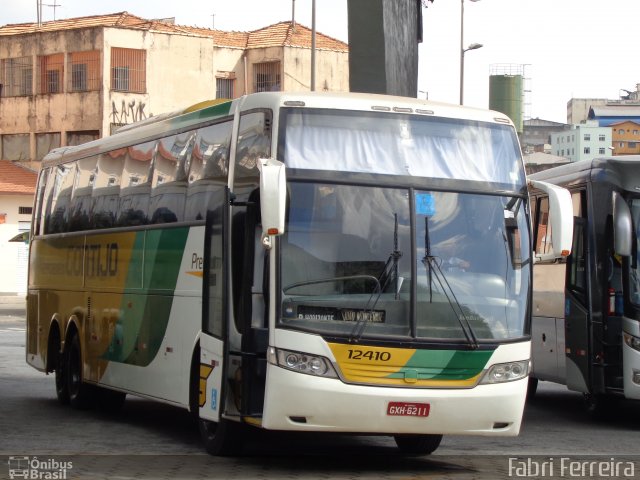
347;349;391;361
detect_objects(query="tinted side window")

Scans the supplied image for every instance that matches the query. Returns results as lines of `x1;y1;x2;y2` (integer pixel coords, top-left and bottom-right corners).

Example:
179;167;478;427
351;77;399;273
46;164;74;234
32;168;49;236
91;151;124;229
568;218;587;300
149;133;194;224
234;111;272;183
186;120;232;221
190;121;231;183
68;156;98;232
117;141;156;226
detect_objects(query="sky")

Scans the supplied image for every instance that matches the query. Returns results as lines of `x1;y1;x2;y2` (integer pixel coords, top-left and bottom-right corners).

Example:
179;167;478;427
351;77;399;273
2;0;639;124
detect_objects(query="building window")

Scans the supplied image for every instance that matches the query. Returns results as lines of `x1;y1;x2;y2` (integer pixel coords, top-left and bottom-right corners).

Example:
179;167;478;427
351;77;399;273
0;56;33;96
620;142;624;148
18;206;33;215
584;134;591;141
584;147;590;154
37;53;64;94
68;51;100;92
111;48;146;93
67;130;99;146
634;130;639;135
216;78;235;99
1;133;30;161
630;142;638;149
599;148;606;154
619;129;625;135
599;134;606;141
36;132;61;161
253;61;281;92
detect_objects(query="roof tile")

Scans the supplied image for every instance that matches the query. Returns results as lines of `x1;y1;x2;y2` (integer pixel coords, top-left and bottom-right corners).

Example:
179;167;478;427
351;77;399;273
0;12;348;51
0;161;37;195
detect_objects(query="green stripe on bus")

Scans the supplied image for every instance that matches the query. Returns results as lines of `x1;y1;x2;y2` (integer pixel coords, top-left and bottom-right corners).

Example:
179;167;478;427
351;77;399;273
386;349;494;381
102;227;190;366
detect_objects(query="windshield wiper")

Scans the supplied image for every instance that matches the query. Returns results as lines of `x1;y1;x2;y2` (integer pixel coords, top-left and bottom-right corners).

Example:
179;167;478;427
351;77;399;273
422;216;479;350
350;213;403;342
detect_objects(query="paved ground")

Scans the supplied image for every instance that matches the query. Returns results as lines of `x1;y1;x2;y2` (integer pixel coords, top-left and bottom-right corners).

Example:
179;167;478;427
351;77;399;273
1;297;639;479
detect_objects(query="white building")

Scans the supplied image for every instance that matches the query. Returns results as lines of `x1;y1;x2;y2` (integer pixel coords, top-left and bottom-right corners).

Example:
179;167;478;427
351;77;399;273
550;121;612;162
0;161;37;294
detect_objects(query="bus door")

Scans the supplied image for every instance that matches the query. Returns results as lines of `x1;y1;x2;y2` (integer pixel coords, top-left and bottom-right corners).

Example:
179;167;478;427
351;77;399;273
199;188;229;423
564;216;591;393
236;191;268;418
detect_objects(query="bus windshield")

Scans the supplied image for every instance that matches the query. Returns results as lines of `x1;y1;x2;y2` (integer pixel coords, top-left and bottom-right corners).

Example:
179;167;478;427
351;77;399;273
279;183;531;342
281;108;525;190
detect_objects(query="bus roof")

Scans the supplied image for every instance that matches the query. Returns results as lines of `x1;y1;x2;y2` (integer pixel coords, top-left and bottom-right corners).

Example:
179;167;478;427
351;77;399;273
41;91;516;168
529;155;640;192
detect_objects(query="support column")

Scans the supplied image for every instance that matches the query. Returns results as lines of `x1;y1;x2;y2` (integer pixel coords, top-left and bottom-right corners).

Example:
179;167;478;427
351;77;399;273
347;0;421;97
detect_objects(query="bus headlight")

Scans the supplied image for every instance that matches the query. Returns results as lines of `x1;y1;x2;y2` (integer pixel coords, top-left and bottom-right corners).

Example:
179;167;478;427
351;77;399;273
268;347;338;378
623;332;640;352
480;360;529;384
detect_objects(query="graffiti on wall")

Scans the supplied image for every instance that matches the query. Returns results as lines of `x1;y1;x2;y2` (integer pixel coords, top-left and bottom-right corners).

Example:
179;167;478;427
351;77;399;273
111;99;151;125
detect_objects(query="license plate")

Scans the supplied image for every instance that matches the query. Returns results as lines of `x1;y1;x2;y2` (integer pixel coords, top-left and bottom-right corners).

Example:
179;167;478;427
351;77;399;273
387;402;430;417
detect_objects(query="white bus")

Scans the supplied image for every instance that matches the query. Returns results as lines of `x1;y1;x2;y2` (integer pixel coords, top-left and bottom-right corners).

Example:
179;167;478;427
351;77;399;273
529;157;640;415
26;92;572;455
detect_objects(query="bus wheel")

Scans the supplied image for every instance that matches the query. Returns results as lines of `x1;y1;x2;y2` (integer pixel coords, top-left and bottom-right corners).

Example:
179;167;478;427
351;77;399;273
198;418;243;456
393;434;442;455
53;338;69;405
66;333;93;409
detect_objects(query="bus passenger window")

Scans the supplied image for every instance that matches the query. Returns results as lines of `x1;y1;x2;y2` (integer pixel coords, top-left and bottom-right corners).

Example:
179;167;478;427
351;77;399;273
32;169;49;236
47;164;74;233
68;156;98;232
235;111;272;182
149;133;193;224
91;151;125;229
185;120;232;221
117;141;155;226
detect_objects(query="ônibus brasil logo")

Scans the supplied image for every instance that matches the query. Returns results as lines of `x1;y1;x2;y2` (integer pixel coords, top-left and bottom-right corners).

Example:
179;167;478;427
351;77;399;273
7;456;73;479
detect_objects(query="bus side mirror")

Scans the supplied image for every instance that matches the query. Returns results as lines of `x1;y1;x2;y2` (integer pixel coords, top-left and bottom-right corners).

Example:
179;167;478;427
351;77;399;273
528;179;573;261
613;191;632;257
257;158;286;248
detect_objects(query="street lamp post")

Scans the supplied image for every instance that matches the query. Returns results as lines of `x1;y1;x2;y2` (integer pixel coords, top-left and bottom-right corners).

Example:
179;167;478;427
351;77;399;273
459;0;482;105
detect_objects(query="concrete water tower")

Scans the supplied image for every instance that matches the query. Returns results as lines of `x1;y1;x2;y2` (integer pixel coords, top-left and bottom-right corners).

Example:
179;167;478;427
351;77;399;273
489;64;525;134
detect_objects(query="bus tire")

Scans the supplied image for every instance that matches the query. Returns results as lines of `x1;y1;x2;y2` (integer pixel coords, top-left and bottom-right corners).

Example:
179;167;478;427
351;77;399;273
199;418;244;456
393;434;442;455
66;333;93;410
54;347;69;404
50;329;69;405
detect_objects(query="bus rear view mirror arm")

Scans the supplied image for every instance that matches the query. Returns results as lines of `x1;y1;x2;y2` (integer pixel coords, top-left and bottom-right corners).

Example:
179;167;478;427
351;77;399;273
613;190;632;257
258;158;287;249
528;179;573;260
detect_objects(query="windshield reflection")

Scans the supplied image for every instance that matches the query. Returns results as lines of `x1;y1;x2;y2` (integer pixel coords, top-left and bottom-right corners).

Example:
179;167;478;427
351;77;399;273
279;183;530;341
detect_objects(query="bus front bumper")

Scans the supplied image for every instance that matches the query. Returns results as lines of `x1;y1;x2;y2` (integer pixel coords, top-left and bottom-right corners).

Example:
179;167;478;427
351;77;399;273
261;364;527;436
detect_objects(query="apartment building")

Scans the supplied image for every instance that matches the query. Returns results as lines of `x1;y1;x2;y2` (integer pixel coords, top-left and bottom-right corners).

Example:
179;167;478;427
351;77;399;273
550;121;612;162
0;12;349;170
